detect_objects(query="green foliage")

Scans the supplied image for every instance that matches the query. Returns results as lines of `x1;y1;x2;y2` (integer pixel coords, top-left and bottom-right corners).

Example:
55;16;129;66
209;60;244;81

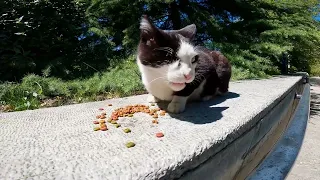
1;0;319;111
0;55;264;111
311;63;320;76
85;0;320;75
0;56;144;111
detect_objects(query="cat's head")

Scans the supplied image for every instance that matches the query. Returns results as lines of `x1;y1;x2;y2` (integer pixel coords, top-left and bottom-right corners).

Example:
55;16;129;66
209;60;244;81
137;15;199;91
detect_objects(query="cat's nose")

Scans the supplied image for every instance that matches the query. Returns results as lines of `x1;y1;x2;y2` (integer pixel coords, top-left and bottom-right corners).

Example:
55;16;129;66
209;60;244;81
184;74;192;80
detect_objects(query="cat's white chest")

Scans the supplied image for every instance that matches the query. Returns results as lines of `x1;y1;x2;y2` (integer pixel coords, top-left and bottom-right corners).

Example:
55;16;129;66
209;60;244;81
137;60;174;101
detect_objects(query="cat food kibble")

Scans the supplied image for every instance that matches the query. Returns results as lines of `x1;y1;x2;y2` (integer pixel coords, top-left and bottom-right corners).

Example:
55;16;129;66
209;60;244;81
101;112;107;116
100;126;108;131
98;108;104;111
126;142;135;148
108;104;112;106
156;132;164;138
123;128;131;133
111;120;117;124
99;120;106;123
94;127;100;131
115;124;121;128
152;119;158;124
93;120;99;124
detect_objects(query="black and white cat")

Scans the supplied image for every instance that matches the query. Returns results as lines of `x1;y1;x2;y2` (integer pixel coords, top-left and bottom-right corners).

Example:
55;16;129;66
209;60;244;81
137;15;231;113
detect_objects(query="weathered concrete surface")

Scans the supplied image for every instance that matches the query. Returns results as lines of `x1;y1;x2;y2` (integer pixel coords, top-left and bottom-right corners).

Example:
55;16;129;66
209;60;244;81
181;78;302;180
285;78;320;180
247;77;320;180
0;76;303;180
247;83;310;180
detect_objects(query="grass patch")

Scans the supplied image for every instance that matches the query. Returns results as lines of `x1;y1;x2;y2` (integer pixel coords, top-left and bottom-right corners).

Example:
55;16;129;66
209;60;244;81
0;56;144;111
0;55;270;112
310;63;320;76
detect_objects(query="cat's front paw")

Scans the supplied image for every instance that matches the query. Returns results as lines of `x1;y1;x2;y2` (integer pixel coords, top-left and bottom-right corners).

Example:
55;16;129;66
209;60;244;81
167;102;186;114
147;94;160;103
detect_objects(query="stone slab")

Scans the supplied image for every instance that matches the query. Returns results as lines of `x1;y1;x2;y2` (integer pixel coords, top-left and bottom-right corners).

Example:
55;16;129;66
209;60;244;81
0;76;302;180
247;82;310;180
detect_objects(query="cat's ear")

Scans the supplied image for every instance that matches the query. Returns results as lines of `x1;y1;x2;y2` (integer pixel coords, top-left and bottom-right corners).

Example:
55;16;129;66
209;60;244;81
139;15;158;42
177;24;197;40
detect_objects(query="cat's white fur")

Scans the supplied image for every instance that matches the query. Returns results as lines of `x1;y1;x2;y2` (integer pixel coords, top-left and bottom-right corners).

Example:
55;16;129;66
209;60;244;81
137;40;206;113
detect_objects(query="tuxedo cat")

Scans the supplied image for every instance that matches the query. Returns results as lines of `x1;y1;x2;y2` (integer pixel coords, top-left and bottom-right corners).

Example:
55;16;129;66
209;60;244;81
136;15;231;113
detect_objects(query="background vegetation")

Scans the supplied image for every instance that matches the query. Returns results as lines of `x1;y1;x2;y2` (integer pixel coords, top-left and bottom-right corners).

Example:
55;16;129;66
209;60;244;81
1;0;319;111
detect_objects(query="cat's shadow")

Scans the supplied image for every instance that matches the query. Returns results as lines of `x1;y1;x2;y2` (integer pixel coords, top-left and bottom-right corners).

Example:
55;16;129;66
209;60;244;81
157;92;240;124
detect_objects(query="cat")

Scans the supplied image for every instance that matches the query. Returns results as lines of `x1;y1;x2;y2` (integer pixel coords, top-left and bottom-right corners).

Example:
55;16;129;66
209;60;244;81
136;15;231;113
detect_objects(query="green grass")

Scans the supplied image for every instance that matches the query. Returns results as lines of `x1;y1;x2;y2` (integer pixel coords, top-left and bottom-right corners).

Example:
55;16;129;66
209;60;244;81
0;55;270;112
0;56;144;111
310;63;320;76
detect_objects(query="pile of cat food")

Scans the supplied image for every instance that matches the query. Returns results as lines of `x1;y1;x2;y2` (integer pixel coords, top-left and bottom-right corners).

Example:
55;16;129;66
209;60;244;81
93;103;166;148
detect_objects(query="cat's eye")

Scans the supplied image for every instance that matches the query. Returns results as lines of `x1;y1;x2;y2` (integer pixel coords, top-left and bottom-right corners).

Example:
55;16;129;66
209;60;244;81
192;55;199;63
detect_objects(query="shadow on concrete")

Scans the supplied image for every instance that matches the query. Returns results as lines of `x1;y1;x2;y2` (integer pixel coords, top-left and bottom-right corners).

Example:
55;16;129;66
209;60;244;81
157;92;240;124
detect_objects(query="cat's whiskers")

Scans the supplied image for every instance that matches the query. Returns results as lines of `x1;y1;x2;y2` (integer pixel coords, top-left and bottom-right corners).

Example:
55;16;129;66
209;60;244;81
148;76;168;85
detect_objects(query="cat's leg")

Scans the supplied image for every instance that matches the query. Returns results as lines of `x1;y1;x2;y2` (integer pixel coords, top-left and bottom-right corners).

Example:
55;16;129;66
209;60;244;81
217;75;231;96
167;96;188;113
168;81;201;113
200;74;219;101
147;94;160;103
202;95;213;101
215;55;231;96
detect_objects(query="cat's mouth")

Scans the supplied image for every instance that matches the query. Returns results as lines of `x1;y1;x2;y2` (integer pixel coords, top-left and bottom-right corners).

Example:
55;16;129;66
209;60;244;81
170;82;185;86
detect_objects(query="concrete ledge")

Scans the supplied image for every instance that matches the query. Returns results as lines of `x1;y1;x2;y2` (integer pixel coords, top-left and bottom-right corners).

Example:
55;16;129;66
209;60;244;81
247;82;310;180
0;76;306;180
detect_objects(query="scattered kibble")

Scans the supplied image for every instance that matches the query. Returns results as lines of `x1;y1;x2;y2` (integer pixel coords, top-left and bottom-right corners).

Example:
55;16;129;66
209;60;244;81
100;126;108;131
93;104;168;137
93;120;99;124
156;132;164;138
126;142;135;148
123;128;131;133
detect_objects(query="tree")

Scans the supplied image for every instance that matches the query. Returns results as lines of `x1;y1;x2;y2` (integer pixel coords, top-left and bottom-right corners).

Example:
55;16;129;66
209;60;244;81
0;0;91;81
1;0;319;82
86;0;320;74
